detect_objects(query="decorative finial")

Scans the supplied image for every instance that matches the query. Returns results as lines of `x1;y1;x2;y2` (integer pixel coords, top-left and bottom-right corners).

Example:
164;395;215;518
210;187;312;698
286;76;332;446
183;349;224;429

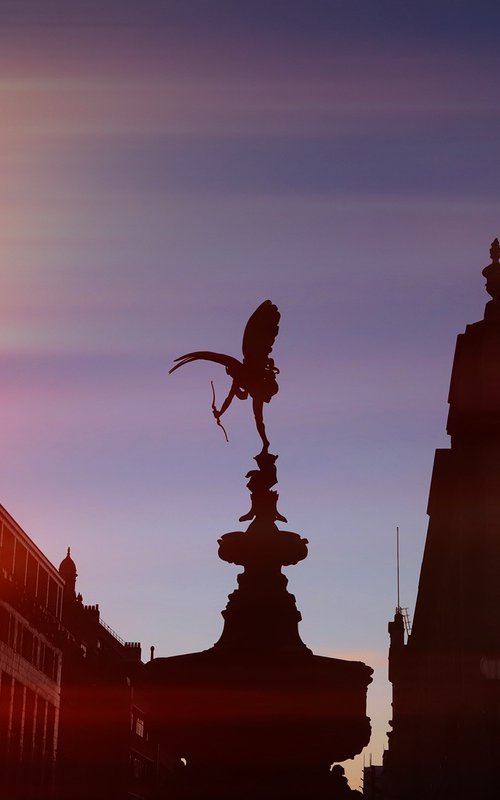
67;546;71;557
239;451;287;523
482;238;500;302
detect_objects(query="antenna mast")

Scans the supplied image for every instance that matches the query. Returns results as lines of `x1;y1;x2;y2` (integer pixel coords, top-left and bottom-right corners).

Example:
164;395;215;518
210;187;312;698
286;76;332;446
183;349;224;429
396;525;401;612
395;526;412;635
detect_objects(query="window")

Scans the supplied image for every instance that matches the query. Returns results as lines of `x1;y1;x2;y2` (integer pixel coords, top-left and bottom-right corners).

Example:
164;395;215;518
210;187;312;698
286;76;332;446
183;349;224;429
47;577;58;616
132;756;145;780
46;703;56;759
36;568;48;607
0;672;13;747
38;641;46;671
0;607;10;644
23;689;35;762
42;646;55;681
135;717;145;738
13;543;27;584
8;616;16;649
16;622;24;653
10;680;24;759
34;698;46;757
21;628;34;663
26;554;38;596
0;528;14;574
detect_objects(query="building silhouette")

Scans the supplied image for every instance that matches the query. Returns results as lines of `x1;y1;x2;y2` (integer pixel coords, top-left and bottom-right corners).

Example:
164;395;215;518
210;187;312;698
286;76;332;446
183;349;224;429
0;503;158;799
55;547;150;800
0;504;63;798
385;239;500;799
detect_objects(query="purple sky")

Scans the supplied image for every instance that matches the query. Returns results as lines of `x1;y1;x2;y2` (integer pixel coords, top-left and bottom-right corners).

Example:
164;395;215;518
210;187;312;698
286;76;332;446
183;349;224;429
2;1;500;787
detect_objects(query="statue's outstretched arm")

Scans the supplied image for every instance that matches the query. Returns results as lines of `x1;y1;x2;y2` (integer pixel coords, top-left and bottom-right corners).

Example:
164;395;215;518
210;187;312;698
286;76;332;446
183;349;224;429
215;381;237;418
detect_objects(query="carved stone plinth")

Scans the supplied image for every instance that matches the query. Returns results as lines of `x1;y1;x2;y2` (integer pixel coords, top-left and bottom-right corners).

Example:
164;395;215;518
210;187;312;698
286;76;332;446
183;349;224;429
215;518;308;653
142;647;371;799
140;452;372;798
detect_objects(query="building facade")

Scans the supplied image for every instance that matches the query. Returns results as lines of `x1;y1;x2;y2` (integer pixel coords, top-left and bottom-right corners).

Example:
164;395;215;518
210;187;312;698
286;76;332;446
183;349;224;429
0;504;63;799
0;502;160;799
384;240;500;799
55;548;153;800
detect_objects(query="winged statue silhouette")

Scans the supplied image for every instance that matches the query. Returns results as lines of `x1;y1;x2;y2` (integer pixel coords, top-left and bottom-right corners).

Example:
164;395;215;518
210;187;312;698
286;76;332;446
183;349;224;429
169;300;280;453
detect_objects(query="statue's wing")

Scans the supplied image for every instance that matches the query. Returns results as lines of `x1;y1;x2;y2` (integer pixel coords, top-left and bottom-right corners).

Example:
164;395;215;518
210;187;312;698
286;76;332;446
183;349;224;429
169;351;241;376
241;300;280;363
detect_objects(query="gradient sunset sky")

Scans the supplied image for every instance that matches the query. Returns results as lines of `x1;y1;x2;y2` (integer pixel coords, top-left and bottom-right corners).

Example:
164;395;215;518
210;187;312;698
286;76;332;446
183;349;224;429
2;0;500;787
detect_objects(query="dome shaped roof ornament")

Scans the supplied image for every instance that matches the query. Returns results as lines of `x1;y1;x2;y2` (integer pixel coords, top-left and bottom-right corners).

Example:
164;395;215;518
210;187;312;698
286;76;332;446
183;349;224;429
59;547;78;600
59;546;77;579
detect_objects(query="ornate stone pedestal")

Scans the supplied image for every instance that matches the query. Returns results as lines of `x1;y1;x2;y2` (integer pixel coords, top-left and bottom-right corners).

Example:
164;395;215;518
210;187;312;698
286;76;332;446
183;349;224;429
141;452;372;799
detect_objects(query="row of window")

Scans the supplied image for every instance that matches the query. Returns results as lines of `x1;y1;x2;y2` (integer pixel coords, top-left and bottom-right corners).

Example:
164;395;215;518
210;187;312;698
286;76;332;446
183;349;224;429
0;522;63;620
0;669;56;766
0;606;60;683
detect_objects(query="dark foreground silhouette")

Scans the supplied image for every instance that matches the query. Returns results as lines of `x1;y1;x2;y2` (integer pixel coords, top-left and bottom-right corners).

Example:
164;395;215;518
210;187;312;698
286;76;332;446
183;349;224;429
385;239;500;800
